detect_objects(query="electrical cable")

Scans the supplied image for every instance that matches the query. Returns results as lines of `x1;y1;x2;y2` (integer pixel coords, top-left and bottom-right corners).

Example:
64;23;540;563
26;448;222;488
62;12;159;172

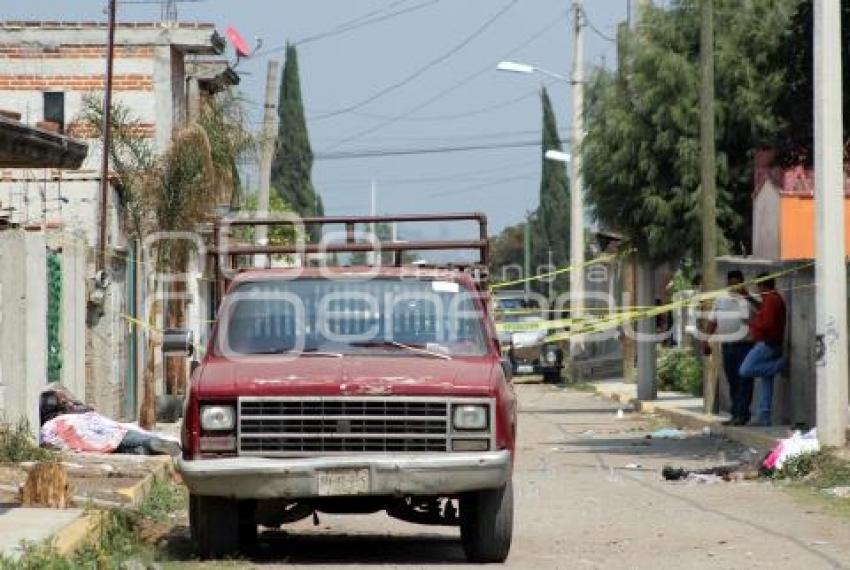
317;7;567;148
315;139;544;161
312;0;518;123
254;0;439;55
581;7;616;43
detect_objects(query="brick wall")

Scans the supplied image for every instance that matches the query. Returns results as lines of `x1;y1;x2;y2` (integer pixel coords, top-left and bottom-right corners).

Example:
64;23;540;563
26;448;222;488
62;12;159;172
0;74;153;91
0;45;156;59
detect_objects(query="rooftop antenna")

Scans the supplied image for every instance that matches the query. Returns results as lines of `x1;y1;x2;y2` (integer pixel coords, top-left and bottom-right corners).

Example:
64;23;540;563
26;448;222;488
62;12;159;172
162;0;178;21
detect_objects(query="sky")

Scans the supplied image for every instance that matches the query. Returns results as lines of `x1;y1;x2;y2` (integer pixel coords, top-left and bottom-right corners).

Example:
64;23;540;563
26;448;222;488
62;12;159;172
0;0;627;235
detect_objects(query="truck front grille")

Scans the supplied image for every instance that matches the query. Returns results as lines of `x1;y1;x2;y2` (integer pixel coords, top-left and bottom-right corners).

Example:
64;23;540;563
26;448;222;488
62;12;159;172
238;397;453;456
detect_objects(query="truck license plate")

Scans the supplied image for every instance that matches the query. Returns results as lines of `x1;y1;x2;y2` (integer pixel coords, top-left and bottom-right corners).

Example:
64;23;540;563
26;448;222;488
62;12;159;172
317;469;370;496
516;364;534;374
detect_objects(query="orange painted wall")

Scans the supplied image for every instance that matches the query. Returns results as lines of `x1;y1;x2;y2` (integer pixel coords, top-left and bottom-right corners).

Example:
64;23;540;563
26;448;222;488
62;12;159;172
779;195;850;260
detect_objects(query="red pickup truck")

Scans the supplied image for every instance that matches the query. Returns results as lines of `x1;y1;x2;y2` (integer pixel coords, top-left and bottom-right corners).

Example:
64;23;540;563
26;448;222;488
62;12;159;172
177;214;517;562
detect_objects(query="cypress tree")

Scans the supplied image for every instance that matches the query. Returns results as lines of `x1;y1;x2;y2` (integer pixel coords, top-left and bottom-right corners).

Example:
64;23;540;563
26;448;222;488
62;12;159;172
535;88;570;291
271;43;324;231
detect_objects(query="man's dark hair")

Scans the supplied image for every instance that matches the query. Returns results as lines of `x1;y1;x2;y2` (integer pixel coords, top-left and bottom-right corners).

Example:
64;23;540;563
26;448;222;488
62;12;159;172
727;270;744;282
757;272;775;289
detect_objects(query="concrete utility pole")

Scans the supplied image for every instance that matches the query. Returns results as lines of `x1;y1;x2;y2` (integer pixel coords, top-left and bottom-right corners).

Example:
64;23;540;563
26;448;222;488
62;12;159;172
814;0;848;447
369;180;377;265
524;211;531;296
570;0;585;355
96;0;116;272
255;60;279;267
699;0;719;414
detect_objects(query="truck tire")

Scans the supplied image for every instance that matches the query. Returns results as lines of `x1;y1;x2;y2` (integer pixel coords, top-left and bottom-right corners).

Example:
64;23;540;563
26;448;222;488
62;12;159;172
191;494;241;558
542;368;561;383
459;481;514;563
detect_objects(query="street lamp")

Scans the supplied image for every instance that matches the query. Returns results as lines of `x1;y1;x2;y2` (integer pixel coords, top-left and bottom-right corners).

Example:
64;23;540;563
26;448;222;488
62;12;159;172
497;60;571;83
498;56;585;358
544;150;571;163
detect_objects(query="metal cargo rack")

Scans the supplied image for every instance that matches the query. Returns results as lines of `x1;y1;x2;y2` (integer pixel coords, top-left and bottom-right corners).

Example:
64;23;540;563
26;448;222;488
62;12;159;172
208;213;490;300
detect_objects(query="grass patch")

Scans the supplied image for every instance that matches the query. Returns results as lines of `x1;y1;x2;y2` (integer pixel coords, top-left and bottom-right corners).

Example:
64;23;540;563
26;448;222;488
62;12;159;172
772;449;850;489
0;420;54;463
139;477;188;522
1;480;189;569
0;509;155;570
564;381;597;392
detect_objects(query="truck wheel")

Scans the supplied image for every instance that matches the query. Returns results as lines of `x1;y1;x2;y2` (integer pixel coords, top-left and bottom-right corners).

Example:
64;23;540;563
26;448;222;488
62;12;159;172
542;368;561;383
191;494;240;558
459;481;514;563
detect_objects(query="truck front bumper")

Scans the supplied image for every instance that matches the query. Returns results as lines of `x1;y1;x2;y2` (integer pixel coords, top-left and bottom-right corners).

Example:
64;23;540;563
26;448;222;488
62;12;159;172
177;450;512;499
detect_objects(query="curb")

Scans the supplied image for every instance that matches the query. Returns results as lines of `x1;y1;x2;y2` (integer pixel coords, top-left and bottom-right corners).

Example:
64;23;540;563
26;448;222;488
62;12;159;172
49;456;174;556
593;385;781;451
115;455;174;507
52;510;106;556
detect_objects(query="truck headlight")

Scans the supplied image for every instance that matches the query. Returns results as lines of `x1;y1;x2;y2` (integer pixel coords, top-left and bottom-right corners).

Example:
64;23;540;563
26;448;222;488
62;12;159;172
545;348;558;364
453;404;488;430
200;405;235;431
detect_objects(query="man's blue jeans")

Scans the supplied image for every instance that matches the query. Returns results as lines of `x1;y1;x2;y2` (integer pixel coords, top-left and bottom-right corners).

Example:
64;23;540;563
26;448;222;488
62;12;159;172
738;342;785;423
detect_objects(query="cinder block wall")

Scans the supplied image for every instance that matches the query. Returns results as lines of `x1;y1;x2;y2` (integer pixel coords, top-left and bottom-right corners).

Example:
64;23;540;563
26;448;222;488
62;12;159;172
0;230;47;432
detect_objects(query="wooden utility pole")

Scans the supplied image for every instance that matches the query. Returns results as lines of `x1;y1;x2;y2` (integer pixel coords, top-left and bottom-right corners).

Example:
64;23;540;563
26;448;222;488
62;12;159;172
814;0;848;446
699;0;719;414
96;0;116;271
255;60;280;267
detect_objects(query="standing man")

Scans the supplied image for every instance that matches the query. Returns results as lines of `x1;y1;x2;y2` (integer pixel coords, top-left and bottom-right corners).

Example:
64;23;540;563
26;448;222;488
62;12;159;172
739;273;787;426
706;270;753;425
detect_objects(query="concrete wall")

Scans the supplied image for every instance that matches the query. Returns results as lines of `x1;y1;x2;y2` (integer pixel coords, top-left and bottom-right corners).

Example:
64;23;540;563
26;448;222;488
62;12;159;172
752;181;780;260
0;231;47;431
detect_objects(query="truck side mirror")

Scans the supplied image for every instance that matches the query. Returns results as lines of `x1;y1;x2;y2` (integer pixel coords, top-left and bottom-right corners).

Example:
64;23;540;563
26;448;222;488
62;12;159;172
501;356;513;381
162;328;194;357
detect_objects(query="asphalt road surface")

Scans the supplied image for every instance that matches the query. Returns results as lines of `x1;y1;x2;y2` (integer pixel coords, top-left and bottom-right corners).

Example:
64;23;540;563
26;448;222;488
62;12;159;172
170;383;850;569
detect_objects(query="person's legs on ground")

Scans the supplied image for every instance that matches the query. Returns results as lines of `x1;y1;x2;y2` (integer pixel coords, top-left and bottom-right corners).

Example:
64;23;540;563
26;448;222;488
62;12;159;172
115;429;156;454
116;429;180;455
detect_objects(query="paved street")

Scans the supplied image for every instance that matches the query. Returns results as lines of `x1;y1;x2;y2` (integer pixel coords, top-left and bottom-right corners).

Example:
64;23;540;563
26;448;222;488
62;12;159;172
169;384;850;569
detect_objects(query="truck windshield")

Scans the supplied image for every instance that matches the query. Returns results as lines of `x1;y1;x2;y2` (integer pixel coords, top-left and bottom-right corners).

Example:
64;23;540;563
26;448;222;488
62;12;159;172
217;278;490;357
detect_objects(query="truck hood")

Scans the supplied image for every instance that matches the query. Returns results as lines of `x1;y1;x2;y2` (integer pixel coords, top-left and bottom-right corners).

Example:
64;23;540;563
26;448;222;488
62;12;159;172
195;355;496;398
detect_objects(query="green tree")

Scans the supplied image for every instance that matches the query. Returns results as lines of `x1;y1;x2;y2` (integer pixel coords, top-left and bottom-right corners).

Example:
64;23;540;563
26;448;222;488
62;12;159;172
772;0;850;164
535;88;570;290
271;44;324;231
489;221;526;283
583;0;796;263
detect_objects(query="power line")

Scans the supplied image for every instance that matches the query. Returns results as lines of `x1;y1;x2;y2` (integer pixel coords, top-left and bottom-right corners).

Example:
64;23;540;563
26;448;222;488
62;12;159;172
313;0;518;123
254;0;440;55
315;139;553;161
317;8;567;147
312;127;571;146
315;158;538;187
582;7;616;43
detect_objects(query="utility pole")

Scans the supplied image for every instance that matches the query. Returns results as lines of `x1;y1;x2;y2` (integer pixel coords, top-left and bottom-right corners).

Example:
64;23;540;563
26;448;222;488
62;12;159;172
96;0;116;272
255;60;280;268
699;0;719;414
370;180;377;265
570;0;585;355
814;0;848;447
524;212;531;296
547;248;554;300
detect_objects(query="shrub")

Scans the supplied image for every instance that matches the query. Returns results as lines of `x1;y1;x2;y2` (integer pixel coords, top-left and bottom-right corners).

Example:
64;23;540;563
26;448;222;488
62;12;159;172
657;347;703;396
0;421;54;463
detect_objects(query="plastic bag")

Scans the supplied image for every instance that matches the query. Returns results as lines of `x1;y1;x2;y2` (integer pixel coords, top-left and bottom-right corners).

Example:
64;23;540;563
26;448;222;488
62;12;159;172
762;428;819;471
